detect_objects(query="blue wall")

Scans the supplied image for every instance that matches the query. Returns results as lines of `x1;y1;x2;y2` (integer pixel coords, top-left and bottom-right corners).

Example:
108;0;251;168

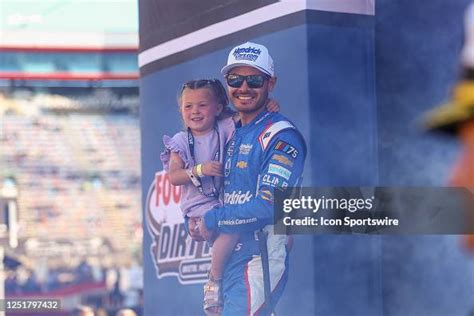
305;15;383;316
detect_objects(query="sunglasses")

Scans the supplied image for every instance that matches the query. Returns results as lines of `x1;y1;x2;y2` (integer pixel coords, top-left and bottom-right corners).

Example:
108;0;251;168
225;74;269;89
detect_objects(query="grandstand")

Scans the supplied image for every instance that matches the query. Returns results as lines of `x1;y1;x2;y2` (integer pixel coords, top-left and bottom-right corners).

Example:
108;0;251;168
0;1;142;313
1;104;141;267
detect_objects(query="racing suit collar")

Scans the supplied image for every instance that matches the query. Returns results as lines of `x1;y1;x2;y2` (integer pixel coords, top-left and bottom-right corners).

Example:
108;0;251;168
236;110;271;133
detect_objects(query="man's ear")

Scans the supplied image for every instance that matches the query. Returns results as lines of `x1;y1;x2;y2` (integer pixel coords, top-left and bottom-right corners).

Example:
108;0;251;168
268;76;277;92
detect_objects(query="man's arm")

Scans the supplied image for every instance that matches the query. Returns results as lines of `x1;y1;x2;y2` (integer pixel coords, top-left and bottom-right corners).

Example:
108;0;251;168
203;129;306;234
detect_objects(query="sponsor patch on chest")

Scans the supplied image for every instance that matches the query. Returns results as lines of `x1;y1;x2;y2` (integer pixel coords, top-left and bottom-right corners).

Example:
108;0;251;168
239;144;253;155
236;161;248;169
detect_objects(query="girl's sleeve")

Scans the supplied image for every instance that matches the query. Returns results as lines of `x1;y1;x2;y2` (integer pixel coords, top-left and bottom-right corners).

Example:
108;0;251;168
160;133;189;171
218;117;236;144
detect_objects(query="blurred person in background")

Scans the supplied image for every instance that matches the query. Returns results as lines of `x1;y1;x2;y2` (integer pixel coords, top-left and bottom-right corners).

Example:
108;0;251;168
72;305;95;316
96;307;108;316
424;1;474;251
109;269;124;308
116;308;137;316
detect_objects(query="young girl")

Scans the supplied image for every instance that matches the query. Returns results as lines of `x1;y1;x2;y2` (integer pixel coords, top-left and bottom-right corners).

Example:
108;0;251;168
160;79;278;315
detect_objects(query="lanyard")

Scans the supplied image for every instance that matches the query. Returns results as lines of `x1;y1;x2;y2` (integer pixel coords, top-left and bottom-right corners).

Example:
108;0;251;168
224;131;236;178
187;127;220;163
223;111;270;177
187;126;220;197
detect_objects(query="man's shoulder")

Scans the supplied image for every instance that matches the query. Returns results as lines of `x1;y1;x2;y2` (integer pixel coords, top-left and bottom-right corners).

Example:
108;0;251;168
266;112;301;132
257;112;305;151
267;111;289;123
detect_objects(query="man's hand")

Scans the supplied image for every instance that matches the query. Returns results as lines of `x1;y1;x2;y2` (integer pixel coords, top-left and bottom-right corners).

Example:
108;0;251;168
188;217;204;241
266;98;280;112
199;217;216;242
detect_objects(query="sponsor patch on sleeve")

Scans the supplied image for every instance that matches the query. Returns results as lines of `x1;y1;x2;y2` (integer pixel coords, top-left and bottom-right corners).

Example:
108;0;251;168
261;174;289;190
267;163;292;180
258;189;274;203
270;154;294;167
274;141;299;159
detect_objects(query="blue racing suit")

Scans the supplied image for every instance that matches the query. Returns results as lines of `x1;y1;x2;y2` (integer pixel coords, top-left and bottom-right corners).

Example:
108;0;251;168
203;110;306;315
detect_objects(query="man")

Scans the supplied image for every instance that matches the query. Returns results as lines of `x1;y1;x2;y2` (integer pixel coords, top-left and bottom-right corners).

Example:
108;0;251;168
190;42;306;315
424;79;474;250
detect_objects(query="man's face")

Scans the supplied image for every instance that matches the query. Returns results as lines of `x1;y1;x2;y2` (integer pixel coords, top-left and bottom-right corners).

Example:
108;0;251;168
225;66;276;115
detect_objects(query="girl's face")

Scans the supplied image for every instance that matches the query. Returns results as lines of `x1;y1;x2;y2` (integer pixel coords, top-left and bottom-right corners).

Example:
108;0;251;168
181;88;222;135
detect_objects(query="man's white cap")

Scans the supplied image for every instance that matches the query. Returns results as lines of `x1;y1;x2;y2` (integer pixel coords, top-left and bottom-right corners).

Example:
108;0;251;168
461;2;474;67
221;42;275;77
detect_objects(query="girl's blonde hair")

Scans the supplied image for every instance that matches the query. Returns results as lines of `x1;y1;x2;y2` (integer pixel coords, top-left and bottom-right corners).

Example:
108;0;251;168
178;79;235;120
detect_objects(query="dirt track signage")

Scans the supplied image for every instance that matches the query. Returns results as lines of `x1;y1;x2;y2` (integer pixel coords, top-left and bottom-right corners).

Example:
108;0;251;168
145;170;211;284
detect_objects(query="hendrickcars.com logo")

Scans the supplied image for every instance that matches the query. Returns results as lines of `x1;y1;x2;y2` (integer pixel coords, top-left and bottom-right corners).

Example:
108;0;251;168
145;170;211;284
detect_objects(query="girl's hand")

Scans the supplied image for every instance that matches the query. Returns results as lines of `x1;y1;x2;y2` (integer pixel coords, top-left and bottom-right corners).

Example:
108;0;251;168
188;217;204;241
199;217;216;243
266;98;280;112
200;161;223;177
232;112;241;123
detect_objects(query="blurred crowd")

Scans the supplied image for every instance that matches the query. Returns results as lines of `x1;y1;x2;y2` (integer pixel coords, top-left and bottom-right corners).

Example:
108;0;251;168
5;260;102;294
5;259;143;315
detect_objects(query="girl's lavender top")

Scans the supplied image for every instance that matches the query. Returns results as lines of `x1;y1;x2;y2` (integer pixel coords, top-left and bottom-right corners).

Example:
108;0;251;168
160;117;234;217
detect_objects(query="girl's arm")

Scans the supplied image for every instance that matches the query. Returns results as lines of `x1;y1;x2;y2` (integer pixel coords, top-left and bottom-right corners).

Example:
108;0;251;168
168;152;223;186
168;152;193;186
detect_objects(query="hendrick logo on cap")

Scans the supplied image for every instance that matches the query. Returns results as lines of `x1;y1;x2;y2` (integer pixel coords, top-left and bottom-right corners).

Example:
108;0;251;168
233;46;261;62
